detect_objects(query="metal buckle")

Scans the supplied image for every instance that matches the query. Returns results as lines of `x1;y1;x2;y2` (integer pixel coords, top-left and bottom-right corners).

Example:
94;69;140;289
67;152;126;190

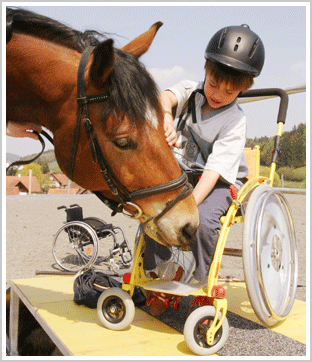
120;202;143;219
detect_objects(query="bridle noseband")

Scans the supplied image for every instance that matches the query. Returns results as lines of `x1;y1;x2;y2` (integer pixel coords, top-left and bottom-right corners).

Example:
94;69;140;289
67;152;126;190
69;46;192;221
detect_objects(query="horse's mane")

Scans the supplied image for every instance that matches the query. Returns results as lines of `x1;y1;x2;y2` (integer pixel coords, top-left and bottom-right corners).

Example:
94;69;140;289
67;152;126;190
7;7;161;129
6;7;102;51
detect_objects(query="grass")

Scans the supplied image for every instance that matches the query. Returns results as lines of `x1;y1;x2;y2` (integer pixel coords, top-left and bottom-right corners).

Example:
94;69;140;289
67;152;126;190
282;180;306;189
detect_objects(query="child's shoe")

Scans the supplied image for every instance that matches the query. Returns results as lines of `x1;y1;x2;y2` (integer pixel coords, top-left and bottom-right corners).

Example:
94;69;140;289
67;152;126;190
149;266;184;316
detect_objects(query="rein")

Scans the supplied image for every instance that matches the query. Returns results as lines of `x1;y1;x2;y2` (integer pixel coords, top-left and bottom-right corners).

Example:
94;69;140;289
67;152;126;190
6;130;53;173
69;46;192;220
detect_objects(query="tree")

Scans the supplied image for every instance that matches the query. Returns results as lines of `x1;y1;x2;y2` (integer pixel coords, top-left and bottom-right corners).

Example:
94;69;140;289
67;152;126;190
19;163;44;192
6;167;17;176
246;123;306;168
260;138;274;166
279;124;306;168
37;159;50;174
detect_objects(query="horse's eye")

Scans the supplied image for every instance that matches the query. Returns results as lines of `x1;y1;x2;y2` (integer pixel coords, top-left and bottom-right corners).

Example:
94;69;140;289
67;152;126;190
113;137;135;150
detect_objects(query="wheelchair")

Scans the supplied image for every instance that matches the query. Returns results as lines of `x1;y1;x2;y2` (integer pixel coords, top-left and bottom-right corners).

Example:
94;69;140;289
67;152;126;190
96;88;298;355
52;204;132;273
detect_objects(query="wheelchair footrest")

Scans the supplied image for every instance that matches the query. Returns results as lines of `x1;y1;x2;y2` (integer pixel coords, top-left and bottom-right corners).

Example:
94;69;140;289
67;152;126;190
141;280;206;297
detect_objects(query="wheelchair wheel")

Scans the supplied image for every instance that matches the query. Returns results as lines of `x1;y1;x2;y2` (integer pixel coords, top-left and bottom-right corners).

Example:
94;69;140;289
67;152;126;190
83;217;117;264
52;221;99;272
243;184;298;327
97;287;135;330
184;306;229;356
83;218;132;268
111;226;132;267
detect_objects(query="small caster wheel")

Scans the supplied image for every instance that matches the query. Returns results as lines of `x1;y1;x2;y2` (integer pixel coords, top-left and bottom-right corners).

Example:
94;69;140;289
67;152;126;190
97;287;135;330
184;306;229;356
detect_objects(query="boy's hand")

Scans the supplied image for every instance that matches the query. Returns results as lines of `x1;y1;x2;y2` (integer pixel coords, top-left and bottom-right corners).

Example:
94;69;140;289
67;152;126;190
164;114;180;148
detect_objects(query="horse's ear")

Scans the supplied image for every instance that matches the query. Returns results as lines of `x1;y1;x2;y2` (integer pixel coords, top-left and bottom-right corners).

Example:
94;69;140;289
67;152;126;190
121;22;163;58
89;39;115;88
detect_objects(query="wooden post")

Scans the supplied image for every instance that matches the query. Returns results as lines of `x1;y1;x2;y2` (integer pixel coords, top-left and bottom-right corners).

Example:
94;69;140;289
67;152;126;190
28;169;32;195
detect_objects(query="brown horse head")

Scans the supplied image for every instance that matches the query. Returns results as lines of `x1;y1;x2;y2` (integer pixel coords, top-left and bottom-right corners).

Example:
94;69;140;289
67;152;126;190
6;8;199;247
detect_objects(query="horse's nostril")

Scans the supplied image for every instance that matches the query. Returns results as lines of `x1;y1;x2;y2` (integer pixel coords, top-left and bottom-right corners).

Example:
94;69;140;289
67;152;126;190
181;223;197;245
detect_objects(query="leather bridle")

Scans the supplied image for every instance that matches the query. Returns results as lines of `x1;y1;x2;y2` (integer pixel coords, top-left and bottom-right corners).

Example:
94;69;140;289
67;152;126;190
6;15;192;224
68;46;192;221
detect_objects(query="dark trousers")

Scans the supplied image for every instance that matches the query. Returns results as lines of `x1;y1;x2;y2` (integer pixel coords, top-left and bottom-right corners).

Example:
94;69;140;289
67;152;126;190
143;180;237;282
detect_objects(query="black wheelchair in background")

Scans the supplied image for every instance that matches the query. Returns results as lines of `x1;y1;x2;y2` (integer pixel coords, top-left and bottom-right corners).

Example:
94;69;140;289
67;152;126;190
52;204;132;273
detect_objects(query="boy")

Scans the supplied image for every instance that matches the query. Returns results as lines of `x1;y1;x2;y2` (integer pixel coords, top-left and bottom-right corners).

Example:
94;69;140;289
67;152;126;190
144;24;265;314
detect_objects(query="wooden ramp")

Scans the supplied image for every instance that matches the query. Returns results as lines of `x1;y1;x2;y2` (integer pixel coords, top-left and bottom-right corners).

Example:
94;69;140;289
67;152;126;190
8;276;306;356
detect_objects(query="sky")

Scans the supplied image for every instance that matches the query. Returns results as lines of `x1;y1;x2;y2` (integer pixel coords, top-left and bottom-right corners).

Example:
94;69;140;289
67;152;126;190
4;2;308;158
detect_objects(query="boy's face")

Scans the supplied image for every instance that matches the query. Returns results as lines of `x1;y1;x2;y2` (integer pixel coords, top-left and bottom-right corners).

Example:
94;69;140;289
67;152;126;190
204;72;243;110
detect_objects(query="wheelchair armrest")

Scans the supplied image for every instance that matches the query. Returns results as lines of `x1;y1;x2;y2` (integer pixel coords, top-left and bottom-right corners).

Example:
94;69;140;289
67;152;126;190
99;223;113;231
96;223;114;235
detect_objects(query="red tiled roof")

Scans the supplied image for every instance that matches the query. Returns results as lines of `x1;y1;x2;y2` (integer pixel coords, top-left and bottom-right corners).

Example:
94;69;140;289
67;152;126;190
6;176;41;194
49;172;69;186
48;187;82;195
6;187;20;196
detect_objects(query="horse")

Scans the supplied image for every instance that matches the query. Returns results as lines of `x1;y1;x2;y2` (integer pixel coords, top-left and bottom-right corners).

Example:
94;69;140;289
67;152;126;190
6;7;199;247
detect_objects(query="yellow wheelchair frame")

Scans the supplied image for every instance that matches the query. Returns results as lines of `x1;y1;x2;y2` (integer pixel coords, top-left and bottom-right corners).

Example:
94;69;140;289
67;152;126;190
97;88;298;355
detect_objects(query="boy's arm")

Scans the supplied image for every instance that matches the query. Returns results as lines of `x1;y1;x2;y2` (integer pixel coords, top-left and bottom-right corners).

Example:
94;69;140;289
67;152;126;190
159;90;178;112
192;169;220;206
159;90;180;147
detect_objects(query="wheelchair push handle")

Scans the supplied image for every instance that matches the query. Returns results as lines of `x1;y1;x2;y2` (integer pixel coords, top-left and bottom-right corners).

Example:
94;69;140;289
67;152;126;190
239;88;289;125
57;204;81;211
57;205;67;210
239;88;289;166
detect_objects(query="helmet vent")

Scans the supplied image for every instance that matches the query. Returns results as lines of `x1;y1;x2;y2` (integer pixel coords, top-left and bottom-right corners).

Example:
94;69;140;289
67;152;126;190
218;28;228;49
234;44;239;52
248;38;259;58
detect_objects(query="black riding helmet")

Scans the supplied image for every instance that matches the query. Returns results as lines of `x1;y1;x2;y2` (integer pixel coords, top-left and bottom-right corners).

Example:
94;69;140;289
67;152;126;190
205;24;265;77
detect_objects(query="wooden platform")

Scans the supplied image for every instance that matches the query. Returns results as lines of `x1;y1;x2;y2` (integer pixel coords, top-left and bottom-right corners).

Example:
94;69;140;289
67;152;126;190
8;276;202;356
8;276;306;356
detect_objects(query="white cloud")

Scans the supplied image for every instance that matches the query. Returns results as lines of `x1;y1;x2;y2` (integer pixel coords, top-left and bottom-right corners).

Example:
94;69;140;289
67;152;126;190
148;66;202;91
287;61;307;87
290;61;306;74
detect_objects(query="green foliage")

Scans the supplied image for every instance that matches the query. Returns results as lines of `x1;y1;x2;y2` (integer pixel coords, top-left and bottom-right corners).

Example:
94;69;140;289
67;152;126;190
259;166;281;187
6;167;17;176
37;160;50;174
246;123;306;169
296;166;307;180
283;180;306;189
40;174;51;194
20;163;42;178
20;150;61;173
48;160;62;173
260;138;274;166
278;124;306;168
19;163;49;193
276;166;306;182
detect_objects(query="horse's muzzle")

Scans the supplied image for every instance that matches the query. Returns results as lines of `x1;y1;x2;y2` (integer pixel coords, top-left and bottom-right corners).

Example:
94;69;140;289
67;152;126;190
142;196;199;248
180;222;198;245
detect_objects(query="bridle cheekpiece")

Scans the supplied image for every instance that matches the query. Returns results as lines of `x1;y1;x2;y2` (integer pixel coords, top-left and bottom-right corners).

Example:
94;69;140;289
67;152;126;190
68;46;193;222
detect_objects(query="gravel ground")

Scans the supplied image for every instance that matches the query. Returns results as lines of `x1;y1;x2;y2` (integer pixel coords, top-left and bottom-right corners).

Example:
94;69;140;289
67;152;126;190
6;192;307;356
6;193;306;301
